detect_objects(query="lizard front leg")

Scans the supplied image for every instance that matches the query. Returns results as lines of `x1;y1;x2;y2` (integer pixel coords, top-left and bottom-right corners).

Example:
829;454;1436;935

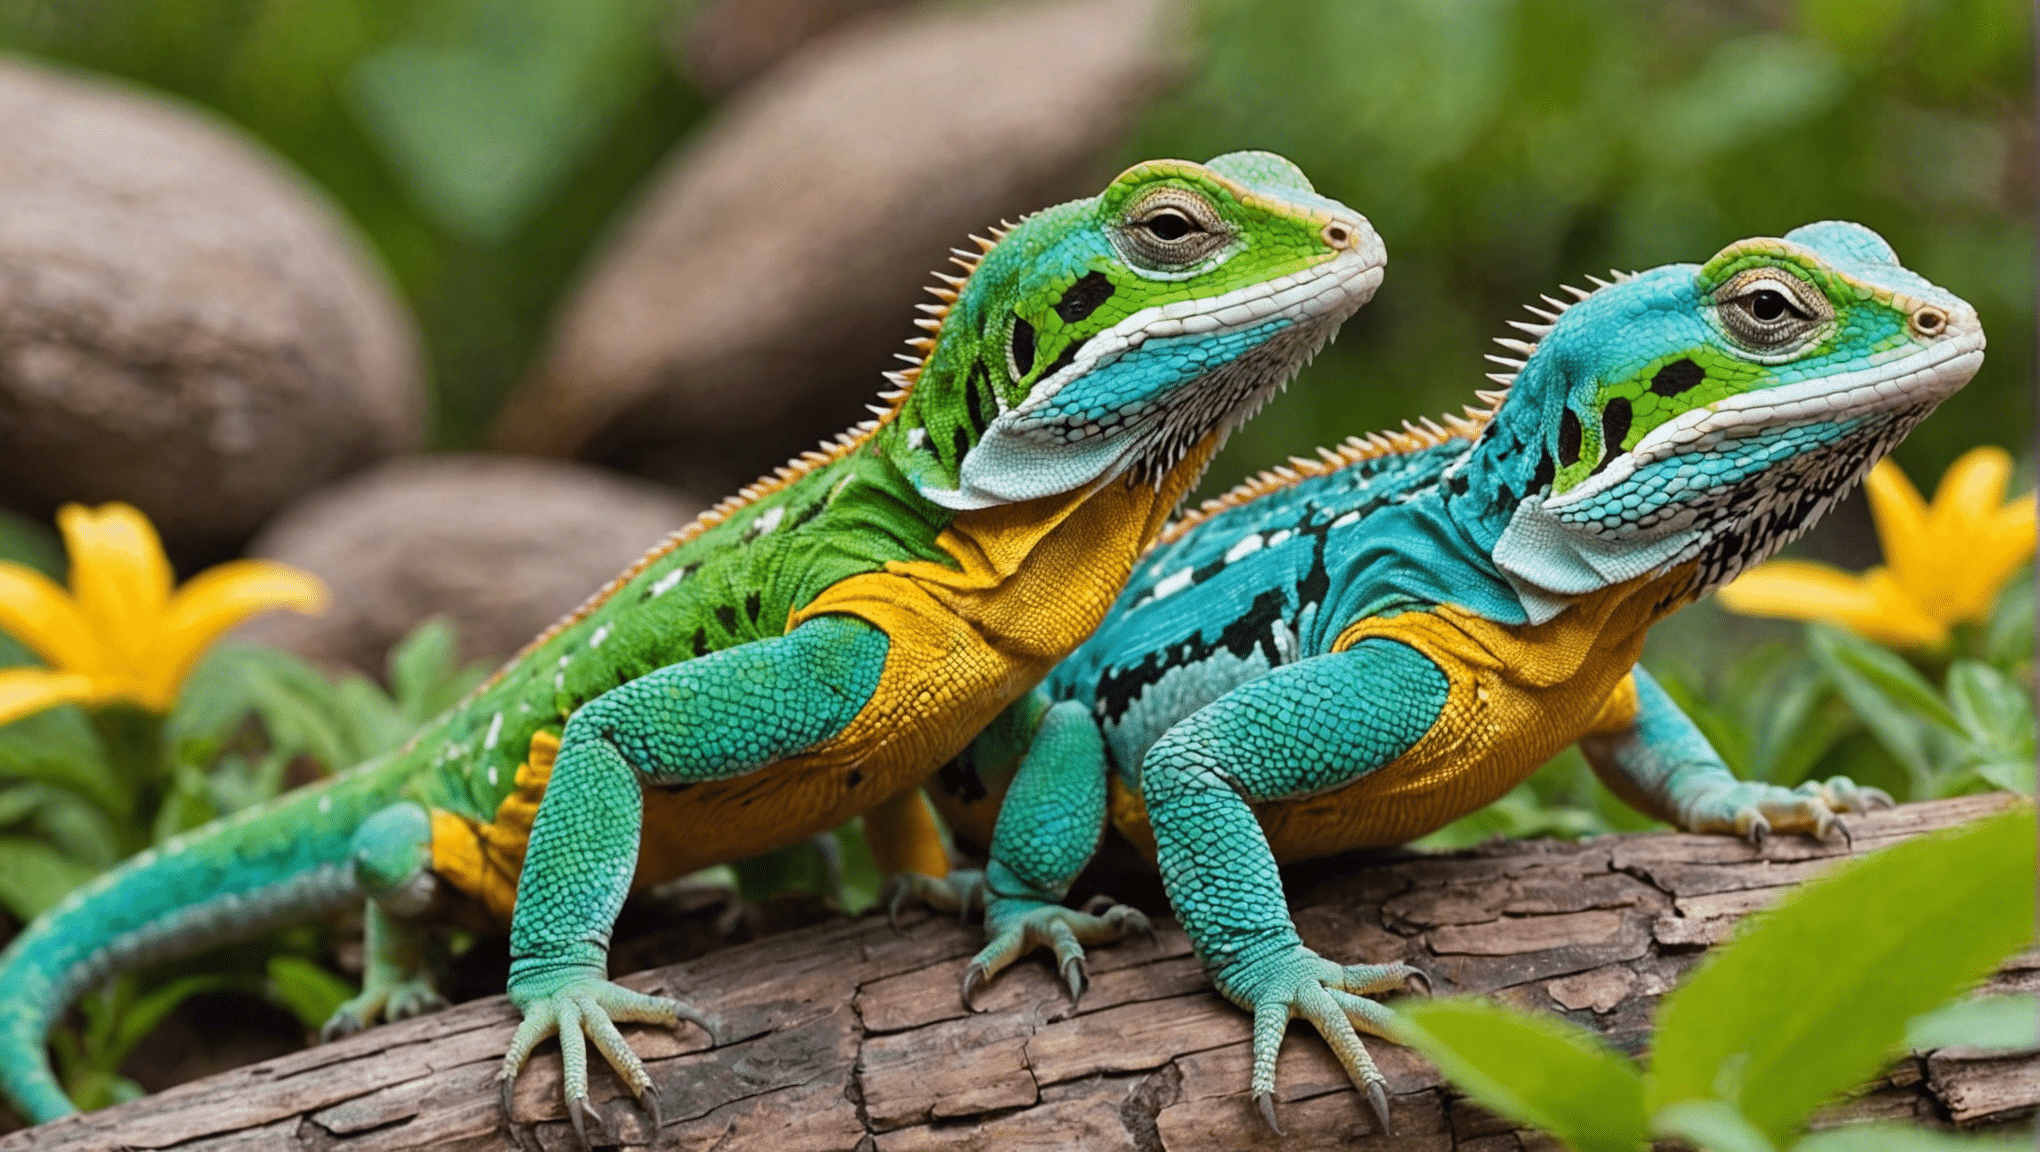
1140;638;1441;1134
1579;666;1891;846
499;614;888;1143
324;801;446;1040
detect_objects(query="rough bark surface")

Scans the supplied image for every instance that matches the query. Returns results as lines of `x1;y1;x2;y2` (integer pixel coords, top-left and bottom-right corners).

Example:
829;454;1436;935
7;794;2030;1152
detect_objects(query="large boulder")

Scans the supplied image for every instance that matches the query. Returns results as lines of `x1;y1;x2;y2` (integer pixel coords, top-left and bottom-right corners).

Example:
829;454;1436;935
673;0;910;96
0;61;425;563
493;0;1185;494
237;455;701;676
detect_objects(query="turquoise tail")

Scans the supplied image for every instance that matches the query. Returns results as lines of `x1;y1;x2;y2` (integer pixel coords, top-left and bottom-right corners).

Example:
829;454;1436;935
0;760;396;1124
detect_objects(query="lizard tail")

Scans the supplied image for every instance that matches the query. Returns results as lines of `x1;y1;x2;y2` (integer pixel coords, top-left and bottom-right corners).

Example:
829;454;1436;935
0;758;395;1123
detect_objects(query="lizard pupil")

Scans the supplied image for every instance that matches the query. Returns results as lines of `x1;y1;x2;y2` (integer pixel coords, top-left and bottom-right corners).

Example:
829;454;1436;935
1145;211;1192;241
1751;290;1789;322
1011;315;1037;378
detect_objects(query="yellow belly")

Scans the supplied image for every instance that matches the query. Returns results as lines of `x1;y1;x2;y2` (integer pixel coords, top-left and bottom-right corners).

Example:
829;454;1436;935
427;439;1217;924
1110;567;1694;862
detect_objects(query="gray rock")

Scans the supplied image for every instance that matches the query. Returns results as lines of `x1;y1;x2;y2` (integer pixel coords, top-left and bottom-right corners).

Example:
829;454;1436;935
0;60;426;563
494;0;1185;493
237;455;701;676
674;0;910;96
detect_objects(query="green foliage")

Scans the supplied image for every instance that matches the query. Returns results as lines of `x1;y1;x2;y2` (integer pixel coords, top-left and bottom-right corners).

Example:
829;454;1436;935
1142;0;2031;503
0;618;486;1104
1394;804;2038;1151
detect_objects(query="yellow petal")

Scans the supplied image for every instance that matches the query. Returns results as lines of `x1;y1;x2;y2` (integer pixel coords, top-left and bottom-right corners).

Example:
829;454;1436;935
0;667;98;727
0;562;105;677
1715;559;1945;648
140;560;329;708
58;503;172;678
1928;446;2014;534
1864;459;1931;600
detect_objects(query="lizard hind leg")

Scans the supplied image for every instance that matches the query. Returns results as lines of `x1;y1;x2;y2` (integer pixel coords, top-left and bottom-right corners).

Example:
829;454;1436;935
323;802;447;1041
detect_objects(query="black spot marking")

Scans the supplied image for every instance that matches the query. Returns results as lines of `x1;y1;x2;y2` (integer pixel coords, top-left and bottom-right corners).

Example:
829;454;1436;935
964;360;994;437
1011;315;1036;377
1447;471;1470;496
1591;397;1632;476
1558;408;1583;467
714;604;738;633
1650;358;1705;397
1530;448;1555;495
691;627;710;657
847;769;864;788
937;758;987;803
1054;271;1115;324
743;590;762;623
1040;335;1088;382
952;425;973;465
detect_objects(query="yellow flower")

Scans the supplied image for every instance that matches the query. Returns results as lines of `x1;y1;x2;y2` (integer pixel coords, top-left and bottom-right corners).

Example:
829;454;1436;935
0;503;328;725
1718;447;2037;648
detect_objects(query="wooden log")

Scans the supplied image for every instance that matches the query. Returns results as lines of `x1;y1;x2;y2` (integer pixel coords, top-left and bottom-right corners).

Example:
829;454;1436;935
4;793;2030;1151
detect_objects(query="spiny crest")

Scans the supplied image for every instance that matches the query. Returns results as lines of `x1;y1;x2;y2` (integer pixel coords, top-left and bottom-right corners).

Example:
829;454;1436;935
1157;268;1636;545
463;217;1040;700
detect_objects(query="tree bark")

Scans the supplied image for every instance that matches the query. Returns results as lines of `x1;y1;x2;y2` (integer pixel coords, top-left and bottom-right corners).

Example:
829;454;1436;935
6;793;2031;1152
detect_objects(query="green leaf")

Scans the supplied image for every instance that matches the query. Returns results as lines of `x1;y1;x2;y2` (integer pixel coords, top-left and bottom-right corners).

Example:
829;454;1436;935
1904;993;2038;1051
1981;565;2034;669
108;975;235;1066
386;617;486;726
0;505;63;579
1652;1099;1778;1152
1647;805;2038;1147
1792;1124;2033;1152
266;955;356;1031
1392;998;1648;1152
1945;661;2035;769
1808;624;1965;737
0;835;100;921
347;0;667;240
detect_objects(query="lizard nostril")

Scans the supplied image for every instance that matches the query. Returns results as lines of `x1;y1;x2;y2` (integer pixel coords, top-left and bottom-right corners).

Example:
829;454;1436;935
1910;306;1947;337
1322;221;1354;250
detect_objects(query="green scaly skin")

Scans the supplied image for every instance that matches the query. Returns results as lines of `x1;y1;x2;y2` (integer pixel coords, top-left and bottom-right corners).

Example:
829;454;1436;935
0;151;1386;1139
901;222;1984;1134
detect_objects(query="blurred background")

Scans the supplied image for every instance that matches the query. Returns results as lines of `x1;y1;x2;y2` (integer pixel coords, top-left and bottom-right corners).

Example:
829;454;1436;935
0;0;2027;669
0;0;2029;1118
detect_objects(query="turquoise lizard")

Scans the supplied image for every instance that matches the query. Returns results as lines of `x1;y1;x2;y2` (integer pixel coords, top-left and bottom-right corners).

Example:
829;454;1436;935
0;151;1387;1139
899;221;1984;1133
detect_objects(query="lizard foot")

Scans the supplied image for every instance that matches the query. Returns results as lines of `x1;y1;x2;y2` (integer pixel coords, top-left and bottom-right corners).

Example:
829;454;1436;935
319;976;448;1042
884;868;988;930
961;895;1151;1012
498;975;711;1150
1680;776;1893;848
1220;948;1426;1136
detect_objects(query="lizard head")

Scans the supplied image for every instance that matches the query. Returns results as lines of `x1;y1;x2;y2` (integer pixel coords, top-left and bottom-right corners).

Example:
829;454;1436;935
877;151;1385;510
1473;221;1985;621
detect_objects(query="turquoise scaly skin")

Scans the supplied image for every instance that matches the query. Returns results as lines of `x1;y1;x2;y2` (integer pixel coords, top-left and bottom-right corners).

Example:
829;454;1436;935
905;222;1985;1133
0;152;1387;1135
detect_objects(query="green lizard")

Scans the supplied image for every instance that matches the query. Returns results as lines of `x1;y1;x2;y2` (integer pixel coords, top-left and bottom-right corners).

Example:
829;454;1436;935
898;221;1984;1133
0;151;1387;1140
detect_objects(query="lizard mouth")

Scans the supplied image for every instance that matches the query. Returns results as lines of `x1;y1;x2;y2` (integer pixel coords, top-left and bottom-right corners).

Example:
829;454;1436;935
1545;320;1985;514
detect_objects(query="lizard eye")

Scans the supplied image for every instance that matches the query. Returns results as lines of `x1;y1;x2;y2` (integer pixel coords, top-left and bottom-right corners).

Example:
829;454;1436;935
1715;270;1831;352
1119;188;1230;270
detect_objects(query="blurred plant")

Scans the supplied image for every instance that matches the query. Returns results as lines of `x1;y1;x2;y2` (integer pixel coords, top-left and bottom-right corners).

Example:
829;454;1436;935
1393;803;2036;1152
0;503;326;725
1719;448;2035;650
0;507;490;1107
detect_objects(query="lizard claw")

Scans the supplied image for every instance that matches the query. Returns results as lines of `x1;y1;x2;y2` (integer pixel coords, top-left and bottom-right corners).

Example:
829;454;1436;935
1404;969;1433;998
1257;1089;1283;1135
1832;815;1854;850
883;874;911;933
568;1094;601;1151
641;1081;664;1135
961;962;987;1012
1061;955;1088;1009
1368;1080;1392;1134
